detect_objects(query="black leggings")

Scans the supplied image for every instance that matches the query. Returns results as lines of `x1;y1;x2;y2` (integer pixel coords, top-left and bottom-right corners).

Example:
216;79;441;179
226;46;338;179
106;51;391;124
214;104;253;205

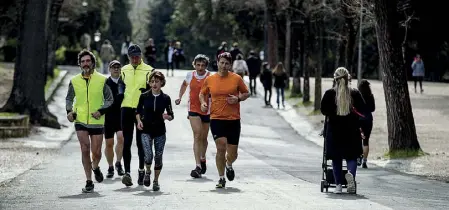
121;107;145;173
264;87;272;105
249;77;257;95
414;76;423;90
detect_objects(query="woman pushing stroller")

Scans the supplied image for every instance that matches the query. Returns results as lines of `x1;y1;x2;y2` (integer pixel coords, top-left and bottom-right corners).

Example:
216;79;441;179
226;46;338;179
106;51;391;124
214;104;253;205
320;67;366;194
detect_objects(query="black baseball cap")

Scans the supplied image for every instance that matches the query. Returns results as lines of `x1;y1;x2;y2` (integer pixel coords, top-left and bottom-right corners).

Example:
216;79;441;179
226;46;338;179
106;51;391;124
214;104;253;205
127;44;142;56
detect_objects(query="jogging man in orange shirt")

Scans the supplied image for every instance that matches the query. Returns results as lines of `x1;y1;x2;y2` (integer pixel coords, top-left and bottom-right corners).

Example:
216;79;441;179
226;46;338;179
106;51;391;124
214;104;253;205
175;54;211;178
199;52;249;188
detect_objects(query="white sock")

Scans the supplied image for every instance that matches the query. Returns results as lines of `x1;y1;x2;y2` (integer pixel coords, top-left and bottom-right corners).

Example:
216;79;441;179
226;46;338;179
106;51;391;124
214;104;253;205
219;176;225;179
226;162;232;169
196;164;201;168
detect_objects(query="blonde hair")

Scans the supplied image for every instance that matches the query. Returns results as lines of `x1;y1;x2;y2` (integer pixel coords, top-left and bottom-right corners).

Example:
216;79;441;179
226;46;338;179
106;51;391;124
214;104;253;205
333;67;352;116
272;62;285;76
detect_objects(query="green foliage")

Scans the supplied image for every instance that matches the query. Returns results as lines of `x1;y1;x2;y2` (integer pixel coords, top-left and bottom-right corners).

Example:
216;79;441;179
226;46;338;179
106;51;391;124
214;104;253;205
107;0;132;53
0;112;19;117
91;50;103;70
55;46;67;65
147;0;266;62
44;68;61;93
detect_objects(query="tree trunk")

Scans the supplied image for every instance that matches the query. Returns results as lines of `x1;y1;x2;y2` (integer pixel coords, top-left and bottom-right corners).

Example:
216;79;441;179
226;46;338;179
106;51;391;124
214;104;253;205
337;39;346;67
314;22;323;111
373;0;420;152
46;0;64;78
0;0;60;129
265;0;278;68
284;13;292;90
341;0;357;75
291;29;302;97
303;19;311;103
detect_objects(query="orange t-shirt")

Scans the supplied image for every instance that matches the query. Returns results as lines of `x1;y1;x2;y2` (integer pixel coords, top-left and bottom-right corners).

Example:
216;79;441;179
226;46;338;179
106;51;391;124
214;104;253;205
200;72;249;120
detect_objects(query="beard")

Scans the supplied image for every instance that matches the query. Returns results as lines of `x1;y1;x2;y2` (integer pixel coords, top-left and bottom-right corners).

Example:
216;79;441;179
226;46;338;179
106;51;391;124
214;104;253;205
81;65;93;73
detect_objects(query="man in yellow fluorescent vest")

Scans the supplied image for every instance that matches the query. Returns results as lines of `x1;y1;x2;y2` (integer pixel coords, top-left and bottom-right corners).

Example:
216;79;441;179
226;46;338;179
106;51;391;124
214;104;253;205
66;50;114;193
120;44;155;187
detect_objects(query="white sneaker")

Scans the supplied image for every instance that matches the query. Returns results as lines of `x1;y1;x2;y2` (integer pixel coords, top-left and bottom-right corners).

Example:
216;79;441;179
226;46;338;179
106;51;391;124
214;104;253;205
345;172;356;194
334;184;342;194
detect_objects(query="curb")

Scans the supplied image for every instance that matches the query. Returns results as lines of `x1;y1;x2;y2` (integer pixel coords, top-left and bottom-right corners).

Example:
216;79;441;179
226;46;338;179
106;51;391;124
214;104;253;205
0;69;74;187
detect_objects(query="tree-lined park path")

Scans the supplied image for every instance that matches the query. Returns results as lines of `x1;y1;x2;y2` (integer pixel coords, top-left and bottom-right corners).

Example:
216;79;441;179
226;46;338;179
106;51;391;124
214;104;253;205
1;69;449;210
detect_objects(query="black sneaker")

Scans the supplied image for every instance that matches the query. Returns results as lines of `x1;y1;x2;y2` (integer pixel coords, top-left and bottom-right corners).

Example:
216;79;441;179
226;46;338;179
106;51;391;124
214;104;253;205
143;171;151;187
106;166;114;178
115;162;125;176
138;169;145;185
190;166;202;178
200;160;207;174
153;181;160;191
93;167;104;183
216;178;226;188
122;173;133;186
82;180;94;193
226;166;235;181
362;162;368;169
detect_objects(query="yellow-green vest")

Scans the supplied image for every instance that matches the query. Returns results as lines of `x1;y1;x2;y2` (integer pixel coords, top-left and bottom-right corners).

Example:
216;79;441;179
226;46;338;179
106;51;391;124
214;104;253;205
121;61;153;108
71;70;107;125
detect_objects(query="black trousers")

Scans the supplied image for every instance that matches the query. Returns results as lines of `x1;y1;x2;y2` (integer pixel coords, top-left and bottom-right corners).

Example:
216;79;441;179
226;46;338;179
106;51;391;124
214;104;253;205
121;107;145;173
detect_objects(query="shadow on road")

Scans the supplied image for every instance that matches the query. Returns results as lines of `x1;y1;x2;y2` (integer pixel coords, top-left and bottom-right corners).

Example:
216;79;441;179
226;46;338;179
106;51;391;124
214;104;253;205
113;185;146;192
325;193;367;200
102;177;122;184
207;187;242;194
134;190;170;197
185;177;214;183
58;192;104;199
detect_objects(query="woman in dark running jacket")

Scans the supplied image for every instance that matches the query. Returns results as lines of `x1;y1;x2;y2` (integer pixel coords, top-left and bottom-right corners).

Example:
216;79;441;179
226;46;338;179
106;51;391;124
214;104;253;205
136;71;174;191
357;79;375;168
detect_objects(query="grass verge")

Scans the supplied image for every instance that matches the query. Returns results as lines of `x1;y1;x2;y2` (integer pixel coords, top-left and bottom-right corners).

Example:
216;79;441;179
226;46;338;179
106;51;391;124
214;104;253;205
384;149;428;159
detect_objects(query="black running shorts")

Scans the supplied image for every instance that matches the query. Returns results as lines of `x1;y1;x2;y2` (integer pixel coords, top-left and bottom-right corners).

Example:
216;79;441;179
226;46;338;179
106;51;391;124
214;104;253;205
188;111;211;123
104;119;122;139
210;119;241;145
75;124;104;135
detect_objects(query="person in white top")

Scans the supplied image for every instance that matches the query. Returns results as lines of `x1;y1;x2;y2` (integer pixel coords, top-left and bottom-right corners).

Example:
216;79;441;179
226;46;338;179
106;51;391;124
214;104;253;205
232;54;249;78
175;54;212;178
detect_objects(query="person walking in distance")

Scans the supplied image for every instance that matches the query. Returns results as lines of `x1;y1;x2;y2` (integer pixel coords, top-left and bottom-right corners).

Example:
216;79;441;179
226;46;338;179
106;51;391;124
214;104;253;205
357;79;375;169
104;60;125;178
411;54;425;93
246;50;262;96
199;52;250;188
175;54;211;178
164;41;175;76
136;71;174;191
320;67;366;194
272;62;288;109
232;54;249;78
66;50;114;193
120;44;155;186
260;62;273;107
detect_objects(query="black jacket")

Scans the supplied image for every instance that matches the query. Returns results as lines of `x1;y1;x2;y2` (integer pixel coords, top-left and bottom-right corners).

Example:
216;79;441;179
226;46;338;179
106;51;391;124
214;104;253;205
246;56;261;77
136;90;174;137
321;88;366;160
105;77;124;120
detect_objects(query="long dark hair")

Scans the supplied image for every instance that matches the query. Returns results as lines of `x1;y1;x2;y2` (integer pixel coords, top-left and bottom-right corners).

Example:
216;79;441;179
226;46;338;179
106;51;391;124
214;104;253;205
358;79;372;98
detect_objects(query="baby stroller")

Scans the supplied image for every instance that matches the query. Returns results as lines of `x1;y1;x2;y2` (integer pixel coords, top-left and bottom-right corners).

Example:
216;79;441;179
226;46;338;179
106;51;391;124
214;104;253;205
319;116;350;193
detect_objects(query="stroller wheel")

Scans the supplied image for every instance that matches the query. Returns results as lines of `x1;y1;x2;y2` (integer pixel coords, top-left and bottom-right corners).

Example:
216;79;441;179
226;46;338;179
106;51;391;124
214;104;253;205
320;180;324;193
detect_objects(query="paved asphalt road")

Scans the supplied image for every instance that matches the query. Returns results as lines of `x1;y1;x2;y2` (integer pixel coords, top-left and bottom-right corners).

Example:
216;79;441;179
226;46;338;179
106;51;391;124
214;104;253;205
0;69;448;210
